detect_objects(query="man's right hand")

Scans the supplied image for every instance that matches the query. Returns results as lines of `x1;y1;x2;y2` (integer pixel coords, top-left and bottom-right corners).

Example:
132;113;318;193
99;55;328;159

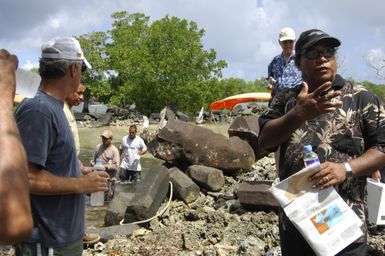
266;83;273;91
293;81;342;121
80;170;109;193
0;49;18;104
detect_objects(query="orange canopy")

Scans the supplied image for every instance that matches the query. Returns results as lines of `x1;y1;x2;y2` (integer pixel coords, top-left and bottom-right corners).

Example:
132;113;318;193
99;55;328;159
209;92;271;111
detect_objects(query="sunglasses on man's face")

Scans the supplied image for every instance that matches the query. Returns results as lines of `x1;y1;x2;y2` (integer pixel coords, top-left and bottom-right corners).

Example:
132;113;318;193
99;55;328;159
281;40;294;45
303;48;336;60
81;62;87;73
71;61;87;73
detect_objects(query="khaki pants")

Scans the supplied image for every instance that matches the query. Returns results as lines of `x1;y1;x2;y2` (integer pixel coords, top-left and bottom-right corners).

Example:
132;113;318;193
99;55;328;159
14;239;83;256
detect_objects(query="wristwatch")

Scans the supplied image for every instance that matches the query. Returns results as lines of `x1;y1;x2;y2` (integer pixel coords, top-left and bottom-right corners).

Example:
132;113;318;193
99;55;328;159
343;162;353;181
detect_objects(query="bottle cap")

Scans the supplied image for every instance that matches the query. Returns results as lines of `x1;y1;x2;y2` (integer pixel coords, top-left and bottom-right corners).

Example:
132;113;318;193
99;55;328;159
303;145;313;152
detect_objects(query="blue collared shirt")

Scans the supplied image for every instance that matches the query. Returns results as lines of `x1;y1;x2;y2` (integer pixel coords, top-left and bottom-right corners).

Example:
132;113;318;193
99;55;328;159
267;52;302;98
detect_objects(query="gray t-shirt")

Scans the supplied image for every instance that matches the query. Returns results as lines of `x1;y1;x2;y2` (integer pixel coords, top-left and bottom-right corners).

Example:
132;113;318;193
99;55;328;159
15;90;84;248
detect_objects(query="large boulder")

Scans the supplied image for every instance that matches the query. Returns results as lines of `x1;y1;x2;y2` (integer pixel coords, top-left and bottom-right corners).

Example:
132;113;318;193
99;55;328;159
175;111;189;122
165;107;177;121
96;223;140;241
168;166;200;204
104;165;170;226
236;180;279;212
186;165;225;192
228;116;270;160
148;120;255;174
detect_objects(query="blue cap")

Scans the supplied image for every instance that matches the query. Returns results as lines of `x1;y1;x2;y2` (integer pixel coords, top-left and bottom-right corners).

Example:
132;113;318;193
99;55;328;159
303;145;313;152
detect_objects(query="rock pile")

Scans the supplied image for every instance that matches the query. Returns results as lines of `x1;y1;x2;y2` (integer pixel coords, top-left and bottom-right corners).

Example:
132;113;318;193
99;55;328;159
1;154;384;255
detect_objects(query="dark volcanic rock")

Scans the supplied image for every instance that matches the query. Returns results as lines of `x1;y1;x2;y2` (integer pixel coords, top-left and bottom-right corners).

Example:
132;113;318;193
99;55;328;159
148;120;255;173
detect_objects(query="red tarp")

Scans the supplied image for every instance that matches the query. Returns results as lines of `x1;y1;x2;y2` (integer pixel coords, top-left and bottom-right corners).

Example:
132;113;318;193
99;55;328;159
209;92;271;111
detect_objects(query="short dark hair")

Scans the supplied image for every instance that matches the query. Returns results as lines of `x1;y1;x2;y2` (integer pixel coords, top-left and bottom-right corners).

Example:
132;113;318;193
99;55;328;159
39;58;80;80
129;124;137;131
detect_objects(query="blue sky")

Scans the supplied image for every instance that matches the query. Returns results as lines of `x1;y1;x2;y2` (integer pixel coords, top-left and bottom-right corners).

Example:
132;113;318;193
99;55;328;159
1;0;384;84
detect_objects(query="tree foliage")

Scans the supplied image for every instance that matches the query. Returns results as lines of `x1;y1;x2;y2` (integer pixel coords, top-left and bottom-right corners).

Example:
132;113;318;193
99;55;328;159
205;78;269;105
79;11;227;115
361;81;385;101
77;32;111;112
77;11;385;116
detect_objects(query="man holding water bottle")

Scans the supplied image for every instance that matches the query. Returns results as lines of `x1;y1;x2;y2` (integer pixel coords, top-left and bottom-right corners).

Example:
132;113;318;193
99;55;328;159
14;37;109;256
91;129;120;178
91;129;120;201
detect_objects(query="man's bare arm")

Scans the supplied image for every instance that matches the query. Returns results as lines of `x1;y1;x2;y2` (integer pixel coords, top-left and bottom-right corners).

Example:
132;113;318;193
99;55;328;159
28;162;109;195
311;149;385;188
0;49;33;244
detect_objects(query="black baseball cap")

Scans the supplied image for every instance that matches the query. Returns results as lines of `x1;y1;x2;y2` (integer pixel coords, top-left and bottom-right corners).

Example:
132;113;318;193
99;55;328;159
295;29;341;53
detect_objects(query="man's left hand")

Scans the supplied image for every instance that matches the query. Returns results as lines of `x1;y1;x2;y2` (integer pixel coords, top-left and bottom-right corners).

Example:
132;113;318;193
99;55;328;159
80;166;93;175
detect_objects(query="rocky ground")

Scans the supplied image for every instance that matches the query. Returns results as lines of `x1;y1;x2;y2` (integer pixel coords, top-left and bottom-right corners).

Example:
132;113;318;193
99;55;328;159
1;154;384;256
80;153;385;256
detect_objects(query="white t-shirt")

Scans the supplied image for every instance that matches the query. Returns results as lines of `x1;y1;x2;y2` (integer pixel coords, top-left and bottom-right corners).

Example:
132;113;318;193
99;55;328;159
119;135;147;171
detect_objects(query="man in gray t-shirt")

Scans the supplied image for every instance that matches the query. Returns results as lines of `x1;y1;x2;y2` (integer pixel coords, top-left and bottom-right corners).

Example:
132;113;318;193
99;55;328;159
14;37;109;256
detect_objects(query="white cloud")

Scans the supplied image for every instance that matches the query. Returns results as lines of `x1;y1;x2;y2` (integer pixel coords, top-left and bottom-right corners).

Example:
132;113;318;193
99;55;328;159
1;0;384;83
21;60;38;70
364;48;385;80
367;49;385;65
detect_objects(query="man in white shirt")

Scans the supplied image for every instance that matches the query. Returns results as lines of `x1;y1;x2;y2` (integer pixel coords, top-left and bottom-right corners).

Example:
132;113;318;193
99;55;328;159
119;124;147;184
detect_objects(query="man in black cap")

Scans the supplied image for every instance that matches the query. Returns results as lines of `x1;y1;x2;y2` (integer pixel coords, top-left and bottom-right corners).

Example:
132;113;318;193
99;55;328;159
258;29;385;255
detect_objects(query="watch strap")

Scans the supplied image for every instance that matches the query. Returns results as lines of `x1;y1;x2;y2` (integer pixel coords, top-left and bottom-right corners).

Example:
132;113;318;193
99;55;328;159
344;162;353;180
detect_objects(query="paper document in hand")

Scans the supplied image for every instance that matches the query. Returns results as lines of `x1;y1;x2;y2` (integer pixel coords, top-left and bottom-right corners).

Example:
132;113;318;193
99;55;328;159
269;163;320;207
270;167;364;256
283;187;363;256
311;203;344;235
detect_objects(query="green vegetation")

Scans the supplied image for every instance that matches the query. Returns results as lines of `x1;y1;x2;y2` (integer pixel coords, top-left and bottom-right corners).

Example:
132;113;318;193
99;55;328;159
77;11;385;116
361;81;385;101
78;12;229;115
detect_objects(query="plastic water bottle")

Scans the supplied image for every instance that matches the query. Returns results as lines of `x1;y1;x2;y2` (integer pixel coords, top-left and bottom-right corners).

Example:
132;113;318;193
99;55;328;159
90;159;105;206
303;145;320;167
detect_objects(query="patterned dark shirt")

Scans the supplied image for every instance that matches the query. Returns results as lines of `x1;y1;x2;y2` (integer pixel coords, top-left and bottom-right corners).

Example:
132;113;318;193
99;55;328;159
259;75;385;230
267;52;302;99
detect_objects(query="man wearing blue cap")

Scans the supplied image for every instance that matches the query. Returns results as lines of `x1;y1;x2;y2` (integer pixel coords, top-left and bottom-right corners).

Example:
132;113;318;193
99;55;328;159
14;37;109;256
259;29;385;255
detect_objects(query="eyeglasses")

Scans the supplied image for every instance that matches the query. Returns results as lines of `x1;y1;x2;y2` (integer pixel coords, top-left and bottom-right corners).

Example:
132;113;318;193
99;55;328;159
303;48;336;60
70;61;87;73
281;40;294;45
81;62;87;73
